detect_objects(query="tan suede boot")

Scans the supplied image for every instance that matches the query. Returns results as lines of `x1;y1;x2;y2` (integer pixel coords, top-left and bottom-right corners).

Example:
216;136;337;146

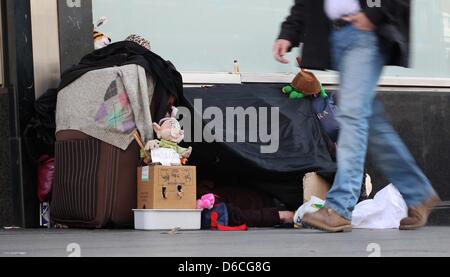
400;195;441;231
302;208;352;233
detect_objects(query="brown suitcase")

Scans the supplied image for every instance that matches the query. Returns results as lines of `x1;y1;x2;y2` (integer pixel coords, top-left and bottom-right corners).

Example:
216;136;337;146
51;130;140;228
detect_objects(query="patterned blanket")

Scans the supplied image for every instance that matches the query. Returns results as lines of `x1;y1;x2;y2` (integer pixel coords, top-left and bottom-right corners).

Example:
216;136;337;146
56;64;154;150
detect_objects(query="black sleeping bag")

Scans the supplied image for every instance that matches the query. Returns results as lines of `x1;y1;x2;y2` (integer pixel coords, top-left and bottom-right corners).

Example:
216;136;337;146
182;84;337;210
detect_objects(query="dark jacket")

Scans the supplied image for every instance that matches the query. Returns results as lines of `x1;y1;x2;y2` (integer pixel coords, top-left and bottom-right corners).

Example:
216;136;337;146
278;0;411;70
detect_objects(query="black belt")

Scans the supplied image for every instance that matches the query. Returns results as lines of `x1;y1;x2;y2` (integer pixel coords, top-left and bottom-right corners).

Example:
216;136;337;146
332;18;351;30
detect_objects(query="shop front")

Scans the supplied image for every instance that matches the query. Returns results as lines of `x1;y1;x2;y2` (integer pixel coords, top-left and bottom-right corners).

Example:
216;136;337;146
0;0;449;228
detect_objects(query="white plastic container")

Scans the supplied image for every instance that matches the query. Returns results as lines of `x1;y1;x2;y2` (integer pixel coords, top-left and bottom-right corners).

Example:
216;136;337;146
133;209;202;231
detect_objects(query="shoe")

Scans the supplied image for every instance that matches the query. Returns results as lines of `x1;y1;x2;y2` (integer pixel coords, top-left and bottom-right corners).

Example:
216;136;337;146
400;194;441;231
302;208;352;233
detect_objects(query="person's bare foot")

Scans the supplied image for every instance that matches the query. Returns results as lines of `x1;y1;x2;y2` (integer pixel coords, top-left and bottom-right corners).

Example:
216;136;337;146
279;211;295;224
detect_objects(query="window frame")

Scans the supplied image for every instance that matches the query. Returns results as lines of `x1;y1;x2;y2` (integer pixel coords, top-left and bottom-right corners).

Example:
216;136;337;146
182;72;450;88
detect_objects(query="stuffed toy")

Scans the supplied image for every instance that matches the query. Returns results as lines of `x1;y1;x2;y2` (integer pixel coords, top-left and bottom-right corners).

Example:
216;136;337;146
200;202;248;231
125;34;151;50
282;69;328;99
145;108;193;162
93;17;112;50
197;193;216;210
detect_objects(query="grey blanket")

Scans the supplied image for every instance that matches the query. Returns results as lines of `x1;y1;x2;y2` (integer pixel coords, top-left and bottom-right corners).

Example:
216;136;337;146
56;64;154;150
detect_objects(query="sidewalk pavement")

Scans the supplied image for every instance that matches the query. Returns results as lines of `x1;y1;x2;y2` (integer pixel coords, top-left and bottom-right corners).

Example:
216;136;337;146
1;227;450;257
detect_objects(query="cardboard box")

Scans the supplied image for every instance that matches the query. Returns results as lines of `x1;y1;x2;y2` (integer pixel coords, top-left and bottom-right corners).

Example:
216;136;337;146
137;165;197;209
303;173;330;202
303;173;374;202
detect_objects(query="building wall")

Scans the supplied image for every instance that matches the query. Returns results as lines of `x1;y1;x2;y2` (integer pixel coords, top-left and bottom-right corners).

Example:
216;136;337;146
0;89;13;226
1;0;448;226
57;0;93;73
0;0;94;227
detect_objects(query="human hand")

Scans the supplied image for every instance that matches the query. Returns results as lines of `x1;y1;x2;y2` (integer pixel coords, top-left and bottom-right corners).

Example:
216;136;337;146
273;39;292;64
343;12;376;32
279;211;295;224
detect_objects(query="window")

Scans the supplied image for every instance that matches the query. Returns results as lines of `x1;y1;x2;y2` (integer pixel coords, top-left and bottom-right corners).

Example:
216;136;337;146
93;0;450;86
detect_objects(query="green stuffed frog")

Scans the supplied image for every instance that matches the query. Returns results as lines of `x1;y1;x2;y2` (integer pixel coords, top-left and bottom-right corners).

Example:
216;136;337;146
283;84;328;99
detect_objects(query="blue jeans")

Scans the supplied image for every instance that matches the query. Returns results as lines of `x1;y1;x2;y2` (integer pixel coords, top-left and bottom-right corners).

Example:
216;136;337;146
326;25;435;220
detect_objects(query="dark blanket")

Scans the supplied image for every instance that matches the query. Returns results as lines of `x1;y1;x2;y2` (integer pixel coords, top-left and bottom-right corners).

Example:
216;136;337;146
59;41;183;122
183;84;337;209
198;180;282;227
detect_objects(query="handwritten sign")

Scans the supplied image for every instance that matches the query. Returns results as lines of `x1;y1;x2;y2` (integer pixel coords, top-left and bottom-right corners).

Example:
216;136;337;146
151;148;181;166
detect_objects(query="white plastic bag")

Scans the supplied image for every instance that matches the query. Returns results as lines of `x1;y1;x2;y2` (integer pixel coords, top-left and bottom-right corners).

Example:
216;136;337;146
294;196;325;227
352;184;408;229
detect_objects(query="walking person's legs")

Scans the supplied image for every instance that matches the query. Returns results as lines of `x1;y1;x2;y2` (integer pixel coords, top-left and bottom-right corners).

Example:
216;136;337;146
302;25;440;232
302;26;384;232
327;26;385;218
367;99;440;230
